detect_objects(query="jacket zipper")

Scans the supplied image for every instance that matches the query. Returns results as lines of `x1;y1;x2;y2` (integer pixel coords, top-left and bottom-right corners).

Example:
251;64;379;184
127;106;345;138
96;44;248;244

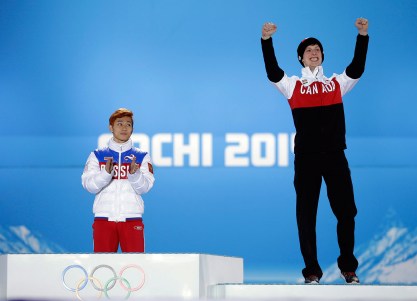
115;147;122;221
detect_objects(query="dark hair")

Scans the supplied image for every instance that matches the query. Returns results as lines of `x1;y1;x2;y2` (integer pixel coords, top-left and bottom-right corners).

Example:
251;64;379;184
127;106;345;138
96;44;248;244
109;108;134;126
297;37;324;67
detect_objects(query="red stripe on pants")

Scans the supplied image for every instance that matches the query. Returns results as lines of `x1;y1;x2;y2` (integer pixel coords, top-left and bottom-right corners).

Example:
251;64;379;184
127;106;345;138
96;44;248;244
93;219;145;253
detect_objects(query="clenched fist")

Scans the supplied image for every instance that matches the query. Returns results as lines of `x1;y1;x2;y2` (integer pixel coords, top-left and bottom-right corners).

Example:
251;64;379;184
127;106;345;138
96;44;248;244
262;22;277;40
355;18;369;36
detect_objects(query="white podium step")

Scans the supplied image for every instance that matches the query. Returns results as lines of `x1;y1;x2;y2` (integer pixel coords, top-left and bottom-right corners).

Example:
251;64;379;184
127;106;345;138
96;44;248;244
208;283;417;300
0;253;243;300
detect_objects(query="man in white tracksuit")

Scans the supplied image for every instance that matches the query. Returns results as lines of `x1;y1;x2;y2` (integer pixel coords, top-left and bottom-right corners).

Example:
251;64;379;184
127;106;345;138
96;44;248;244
82;108;155;253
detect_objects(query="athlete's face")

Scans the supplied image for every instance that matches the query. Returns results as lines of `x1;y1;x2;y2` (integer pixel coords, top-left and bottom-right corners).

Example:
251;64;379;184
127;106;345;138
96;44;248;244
302;44;323;70
109;116;133;143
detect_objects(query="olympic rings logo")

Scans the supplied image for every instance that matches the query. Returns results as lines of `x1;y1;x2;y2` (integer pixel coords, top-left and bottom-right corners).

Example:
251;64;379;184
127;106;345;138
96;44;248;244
62;264;145;300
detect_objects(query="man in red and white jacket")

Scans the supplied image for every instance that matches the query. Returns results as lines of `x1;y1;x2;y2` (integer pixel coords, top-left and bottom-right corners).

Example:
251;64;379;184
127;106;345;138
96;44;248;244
261;18;369;284
82;108;155;253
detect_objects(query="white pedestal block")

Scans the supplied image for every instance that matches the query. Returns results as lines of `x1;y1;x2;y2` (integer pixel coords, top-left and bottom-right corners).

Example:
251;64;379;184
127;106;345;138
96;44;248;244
0;253;243;300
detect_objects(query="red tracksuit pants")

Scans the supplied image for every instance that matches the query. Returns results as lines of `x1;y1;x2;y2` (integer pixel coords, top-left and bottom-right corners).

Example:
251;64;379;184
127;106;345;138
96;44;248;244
92;218;145;253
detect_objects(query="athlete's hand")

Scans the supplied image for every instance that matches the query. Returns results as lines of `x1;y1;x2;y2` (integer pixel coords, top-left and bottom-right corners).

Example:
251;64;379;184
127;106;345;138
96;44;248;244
105;157;113;174
262;22;277;40
129;155;139;174
355;17;368;36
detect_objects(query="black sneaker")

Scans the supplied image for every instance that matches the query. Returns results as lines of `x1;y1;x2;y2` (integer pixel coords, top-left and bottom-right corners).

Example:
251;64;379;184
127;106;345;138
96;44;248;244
341;272;360;284
304;275;320;284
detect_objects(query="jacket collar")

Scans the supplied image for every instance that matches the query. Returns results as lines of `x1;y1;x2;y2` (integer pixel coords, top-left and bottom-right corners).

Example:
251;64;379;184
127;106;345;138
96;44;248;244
300;66;327;85
108;138;133;153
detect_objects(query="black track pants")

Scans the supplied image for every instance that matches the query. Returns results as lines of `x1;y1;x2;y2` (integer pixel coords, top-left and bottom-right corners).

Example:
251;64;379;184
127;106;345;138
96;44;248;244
294;151;358;278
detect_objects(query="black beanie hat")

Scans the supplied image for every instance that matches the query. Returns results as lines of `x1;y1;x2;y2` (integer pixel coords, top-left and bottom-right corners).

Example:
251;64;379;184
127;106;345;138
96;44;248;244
297;37;324;67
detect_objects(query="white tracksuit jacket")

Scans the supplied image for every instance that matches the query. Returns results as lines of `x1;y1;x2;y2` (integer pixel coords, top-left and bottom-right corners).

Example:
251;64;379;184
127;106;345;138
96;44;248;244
81;138;155;222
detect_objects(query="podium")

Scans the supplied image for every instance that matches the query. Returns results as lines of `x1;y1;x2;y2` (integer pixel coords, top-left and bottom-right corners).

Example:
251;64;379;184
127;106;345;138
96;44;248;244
0;253;243;300
2;253;417;300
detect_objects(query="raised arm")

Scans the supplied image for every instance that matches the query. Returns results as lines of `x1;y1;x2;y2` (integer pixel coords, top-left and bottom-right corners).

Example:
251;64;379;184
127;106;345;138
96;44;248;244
345;18;370;79
261;22;285;83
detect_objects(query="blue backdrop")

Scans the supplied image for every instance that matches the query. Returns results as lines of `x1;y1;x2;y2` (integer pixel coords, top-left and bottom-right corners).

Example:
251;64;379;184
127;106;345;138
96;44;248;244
1;0;417;284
